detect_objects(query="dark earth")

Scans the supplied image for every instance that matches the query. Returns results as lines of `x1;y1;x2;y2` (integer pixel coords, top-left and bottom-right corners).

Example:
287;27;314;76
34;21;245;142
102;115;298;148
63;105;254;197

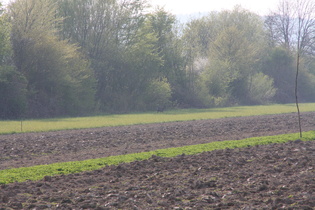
0;112;315;209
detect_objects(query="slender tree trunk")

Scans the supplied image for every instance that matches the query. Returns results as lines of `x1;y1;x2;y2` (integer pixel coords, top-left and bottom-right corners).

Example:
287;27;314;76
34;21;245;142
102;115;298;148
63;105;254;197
295;52;302;138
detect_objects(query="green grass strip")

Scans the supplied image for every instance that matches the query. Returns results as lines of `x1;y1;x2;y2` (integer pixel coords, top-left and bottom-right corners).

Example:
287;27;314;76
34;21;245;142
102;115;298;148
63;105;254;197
0;131;314;185
1;103;315;134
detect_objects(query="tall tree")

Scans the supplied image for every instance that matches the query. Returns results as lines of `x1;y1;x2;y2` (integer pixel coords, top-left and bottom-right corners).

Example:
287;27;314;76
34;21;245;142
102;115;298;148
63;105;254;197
265;0;295;49
9;0;95;117
199;7;271;105
145;8;188;109
146;8;177;77
57;0;150;112
262;47;296;103
180;17;214;107
0;3;27;119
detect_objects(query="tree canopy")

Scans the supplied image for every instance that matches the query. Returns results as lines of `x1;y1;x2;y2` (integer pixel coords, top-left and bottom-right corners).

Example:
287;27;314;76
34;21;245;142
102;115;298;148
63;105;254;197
0;0;315;119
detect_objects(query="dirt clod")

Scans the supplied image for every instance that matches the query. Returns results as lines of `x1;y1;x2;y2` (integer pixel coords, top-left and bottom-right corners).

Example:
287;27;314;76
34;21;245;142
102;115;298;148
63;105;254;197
0;112;315;209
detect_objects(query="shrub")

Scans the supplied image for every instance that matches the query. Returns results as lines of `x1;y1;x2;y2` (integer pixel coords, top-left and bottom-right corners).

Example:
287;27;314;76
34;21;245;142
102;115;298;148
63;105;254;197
144;78;172;111
248;72;277;104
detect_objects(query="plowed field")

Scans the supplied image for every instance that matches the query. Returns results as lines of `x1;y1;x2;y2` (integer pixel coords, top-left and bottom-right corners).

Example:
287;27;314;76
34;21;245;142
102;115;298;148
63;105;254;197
0;112;315;209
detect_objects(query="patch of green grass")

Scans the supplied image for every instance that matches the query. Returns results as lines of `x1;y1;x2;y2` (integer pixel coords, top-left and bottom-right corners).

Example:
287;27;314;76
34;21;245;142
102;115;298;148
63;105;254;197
0;130;314;185
1;103;315;134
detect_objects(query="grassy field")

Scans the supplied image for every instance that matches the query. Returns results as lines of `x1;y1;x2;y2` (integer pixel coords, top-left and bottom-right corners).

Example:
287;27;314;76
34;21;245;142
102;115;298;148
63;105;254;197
0;130;314;184
1;103;315;134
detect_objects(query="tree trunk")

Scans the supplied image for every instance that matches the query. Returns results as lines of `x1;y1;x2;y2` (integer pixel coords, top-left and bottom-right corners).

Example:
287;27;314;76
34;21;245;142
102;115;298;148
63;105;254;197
295;53;302;138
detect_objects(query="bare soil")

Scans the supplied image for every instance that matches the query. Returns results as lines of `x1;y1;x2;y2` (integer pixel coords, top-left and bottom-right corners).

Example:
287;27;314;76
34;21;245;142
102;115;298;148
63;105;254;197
0;112;315;209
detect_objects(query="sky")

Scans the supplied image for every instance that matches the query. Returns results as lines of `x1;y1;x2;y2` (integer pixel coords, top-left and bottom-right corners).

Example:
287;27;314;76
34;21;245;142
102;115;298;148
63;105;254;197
149;0;278;16
2;0;278;16
1;0;11;6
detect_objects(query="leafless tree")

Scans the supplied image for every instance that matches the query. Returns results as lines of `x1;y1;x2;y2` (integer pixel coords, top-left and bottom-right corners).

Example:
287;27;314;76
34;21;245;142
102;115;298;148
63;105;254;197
267;0;315;137
265;0;295;48
294;0;315;137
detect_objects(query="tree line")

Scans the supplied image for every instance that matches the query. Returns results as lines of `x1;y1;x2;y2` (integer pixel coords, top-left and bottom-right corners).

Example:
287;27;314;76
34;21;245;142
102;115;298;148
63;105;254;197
0;0;315;119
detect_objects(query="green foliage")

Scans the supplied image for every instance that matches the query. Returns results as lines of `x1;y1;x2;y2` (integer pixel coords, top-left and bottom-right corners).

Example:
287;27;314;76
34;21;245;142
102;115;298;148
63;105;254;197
146;8;190;108
248;73;277;104
146;8;178;77
0;10;27;119
58;0;157;113
185;6;270;106
9;0;95;117
262;47;315;104
298;70;315;101
10;0;61;41
0;14;11;64
202;59;234;106
1;1;315;118
0;66;27;118
143;78;172;111
1;130;314;184
262;47;296;103
295;56;315;102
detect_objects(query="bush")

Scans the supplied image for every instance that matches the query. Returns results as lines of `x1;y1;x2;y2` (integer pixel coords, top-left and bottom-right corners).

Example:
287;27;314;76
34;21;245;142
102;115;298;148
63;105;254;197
0;66;27;119
248;72;277;104
144;78;172;111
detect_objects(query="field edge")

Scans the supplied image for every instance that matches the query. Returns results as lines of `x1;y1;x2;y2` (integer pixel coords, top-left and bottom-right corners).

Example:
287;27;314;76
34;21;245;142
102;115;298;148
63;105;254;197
1;103;315;134
0;130;314;185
